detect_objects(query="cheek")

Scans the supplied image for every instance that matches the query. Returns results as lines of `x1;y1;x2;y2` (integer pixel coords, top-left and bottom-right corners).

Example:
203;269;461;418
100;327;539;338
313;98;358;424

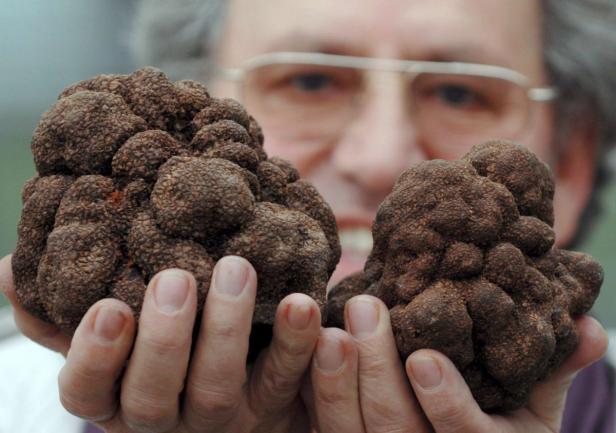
421;105;557;164
263;136;331;175
423;136;487;161
207;78;240;100
263;138;306;170
518;105;556;165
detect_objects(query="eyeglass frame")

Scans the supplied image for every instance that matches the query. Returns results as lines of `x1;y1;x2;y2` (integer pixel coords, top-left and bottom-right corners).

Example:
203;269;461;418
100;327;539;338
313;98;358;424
214;51;559;103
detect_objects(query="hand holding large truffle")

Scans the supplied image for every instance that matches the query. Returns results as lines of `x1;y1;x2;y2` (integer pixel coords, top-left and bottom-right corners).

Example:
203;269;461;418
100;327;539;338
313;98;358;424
327;140;603;411
13;67;340;340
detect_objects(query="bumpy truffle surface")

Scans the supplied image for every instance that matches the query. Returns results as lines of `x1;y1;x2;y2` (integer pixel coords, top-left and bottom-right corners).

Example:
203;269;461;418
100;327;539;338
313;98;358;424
327;141;602;411
14;67;340;338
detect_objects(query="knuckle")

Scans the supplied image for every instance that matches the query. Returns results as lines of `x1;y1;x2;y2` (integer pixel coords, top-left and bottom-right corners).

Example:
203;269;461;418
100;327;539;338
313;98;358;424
317;388;348;407
59;392;85;418
362;394;404;425
208;320;244;341
187;379;240;417
124;417;175;433
370;399;397;420
57;365;113;418
371;425;412;433
253;359;296;405
58;373;117;423
67;358;114;383
429;398;468;426
315;381;350;406
359;350;390;377
275;334;313;358
122;394;177;433
59;391;110;421
262;361;292;394
141;332;190;356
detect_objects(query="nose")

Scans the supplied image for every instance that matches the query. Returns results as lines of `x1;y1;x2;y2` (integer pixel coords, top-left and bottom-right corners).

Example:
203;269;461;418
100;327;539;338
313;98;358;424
330;73;427;196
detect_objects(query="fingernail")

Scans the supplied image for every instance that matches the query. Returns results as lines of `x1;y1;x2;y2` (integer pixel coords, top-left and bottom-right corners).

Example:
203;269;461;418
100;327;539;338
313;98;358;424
287;303;313;330
94;306;126;341
154;269;190;314
409;353;442;390
315;335;345;373
214;256;249;297
347;297;379;338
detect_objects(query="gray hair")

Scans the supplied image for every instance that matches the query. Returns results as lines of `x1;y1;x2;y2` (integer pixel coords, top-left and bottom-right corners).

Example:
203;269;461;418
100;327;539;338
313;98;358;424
129;0;228;81
542;0;616;244
129;0;616;244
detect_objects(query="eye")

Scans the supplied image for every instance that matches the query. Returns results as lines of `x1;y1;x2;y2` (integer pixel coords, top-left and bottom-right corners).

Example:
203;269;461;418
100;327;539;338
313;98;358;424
434;84;478;107
289;73;335;92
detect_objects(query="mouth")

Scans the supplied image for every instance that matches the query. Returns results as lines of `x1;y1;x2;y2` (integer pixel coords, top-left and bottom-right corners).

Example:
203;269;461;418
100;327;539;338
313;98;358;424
328;224;374;289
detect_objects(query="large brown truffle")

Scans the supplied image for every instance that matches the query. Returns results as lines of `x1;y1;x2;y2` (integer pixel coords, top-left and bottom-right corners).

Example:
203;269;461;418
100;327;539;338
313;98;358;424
14;68;340;344
327;141;603;412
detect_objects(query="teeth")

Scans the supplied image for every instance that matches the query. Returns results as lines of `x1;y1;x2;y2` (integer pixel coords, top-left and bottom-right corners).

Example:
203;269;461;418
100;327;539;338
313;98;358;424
339;227;373;255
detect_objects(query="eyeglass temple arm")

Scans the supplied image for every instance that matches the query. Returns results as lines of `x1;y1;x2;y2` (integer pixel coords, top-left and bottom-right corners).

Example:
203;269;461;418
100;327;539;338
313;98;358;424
528;87;559;101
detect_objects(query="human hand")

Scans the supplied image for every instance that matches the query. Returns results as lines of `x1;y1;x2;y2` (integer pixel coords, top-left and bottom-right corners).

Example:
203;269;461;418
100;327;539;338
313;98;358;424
307;294;608;433
1;254;322;433
0;254;72;354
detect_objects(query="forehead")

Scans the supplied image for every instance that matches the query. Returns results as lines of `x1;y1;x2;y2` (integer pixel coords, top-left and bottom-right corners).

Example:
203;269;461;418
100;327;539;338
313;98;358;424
222;0;544;75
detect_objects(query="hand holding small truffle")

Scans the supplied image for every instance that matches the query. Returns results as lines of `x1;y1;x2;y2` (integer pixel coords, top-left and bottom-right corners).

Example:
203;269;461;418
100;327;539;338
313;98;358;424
326;141;605;411
315;141;608;432
307;295;607;433
1;254;321;433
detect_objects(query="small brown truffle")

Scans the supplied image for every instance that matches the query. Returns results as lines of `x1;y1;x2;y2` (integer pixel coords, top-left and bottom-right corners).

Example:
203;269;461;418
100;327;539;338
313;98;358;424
14;68;340;351
327;141;603;412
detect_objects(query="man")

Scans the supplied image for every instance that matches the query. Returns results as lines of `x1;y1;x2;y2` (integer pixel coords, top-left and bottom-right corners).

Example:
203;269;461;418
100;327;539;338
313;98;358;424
1;0;615;432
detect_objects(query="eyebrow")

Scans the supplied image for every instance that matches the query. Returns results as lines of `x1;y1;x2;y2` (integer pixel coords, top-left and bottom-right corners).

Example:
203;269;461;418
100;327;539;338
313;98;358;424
423;46;514;69
259;32;372;57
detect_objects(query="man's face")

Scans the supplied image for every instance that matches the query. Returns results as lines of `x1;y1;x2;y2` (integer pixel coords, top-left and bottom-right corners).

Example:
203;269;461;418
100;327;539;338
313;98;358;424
212;0;567;286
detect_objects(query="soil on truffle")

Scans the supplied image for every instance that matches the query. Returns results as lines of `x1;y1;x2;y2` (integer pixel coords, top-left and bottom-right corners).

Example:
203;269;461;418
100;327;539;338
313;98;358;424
14;68;341;356
326;141;603;412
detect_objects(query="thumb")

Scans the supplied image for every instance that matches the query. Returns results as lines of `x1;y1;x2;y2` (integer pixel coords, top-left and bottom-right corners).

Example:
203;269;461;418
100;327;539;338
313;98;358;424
526;315;608;429
406;349;494;433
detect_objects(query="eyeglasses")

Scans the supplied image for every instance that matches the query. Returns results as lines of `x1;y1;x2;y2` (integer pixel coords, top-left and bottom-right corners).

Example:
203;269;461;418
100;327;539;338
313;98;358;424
215;52;558;146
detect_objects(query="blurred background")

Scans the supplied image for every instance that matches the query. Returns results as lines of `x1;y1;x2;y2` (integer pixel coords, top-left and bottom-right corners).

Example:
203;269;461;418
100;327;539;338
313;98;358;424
0;2;615;329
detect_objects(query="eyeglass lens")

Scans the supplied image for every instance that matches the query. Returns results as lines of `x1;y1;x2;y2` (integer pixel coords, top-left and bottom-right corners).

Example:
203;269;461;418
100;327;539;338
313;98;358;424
241;63;531;145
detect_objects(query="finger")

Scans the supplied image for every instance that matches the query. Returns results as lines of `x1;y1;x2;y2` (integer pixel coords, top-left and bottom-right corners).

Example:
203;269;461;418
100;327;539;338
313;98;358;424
525;315;608;430
182;256;256;432
346;295;430;432
0;254;71;355
406;349;494;433
311;327;365;433
120;269;197;433
300;372;319;431
249;293;321;415
58;299;135;423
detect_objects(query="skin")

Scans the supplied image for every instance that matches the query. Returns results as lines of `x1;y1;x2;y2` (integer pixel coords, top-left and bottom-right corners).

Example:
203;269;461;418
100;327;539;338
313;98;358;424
0;0;608;432
1;255;321;433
